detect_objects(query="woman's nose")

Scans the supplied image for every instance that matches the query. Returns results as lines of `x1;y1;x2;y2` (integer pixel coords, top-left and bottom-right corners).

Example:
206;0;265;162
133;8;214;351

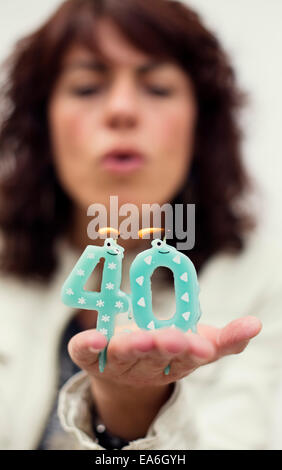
103;77;139;129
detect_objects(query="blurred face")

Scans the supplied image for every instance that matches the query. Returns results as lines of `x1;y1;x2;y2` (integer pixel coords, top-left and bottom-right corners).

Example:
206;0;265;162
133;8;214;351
48;18;197;216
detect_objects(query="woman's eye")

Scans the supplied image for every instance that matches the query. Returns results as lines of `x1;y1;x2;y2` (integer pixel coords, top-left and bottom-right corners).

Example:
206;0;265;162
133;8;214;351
71;86;102;97
147;86;173;97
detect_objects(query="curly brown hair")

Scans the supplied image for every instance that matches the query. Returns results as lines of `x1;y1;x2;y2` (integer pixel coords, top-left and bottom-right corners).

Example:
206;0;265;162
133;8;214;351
0;0;255;283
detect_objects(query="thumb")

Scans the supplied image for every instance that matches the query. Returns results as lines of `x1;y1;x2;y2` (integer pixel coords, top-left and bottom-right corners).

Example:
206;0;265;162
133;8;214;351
68;329;108;370
217;316;262;357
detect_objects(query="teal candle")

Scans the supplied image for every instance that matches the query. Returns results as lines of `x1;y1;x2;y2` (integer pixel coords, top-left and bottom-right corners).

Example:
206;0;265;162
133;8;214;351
61;238;131;373
129;238;201;375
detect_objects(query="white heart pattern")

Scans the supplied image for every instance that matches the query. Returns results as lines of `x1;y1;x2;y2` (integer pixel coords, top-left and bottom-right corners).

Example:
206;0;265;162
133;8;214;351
144;255;152;265
181;292;189;302
173;254;181;264
180;272;188;282
182;312;191;321
137;297;146;307
136;276;144;286
147;321;155;330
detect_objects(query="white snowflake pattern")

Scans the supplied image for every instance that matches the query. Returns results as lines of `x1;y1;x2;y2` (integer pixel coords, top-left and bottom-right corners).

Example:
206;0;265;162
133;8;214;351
96;299;104;308
105;282;114;290
115;301;124;309
78;297;86;305
102;315;110;322
87;252;95;259
99;328;108;336
66;288;74;295
76;269;85;276
108;262;117;270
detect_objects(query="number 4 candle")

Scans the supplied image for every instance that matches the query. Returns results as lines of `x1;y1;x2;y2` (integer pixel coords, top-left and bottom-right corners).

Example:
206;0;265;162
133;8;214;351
61;236;131;373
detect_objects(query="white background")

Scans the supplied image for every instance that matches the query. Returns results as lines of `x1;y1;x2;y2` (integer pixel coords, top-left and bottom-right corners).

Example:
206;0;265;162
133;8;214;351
0;0;281;238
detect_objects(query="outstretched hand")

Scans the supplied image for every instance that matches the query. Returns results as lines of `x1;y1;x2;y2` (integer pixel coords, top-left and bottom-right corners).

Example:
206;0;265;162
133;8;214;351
68;315;262;388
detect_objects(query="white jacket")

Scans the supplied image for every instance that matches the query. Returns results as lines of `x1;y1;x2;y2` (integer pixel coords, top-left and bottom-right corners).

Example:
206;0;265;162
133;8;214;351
1;230;282;450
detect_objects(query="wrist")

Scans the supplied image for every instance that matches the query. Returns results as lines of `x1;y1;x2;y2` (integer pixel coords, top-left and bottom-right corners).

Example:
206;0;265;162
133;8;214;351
91;376;173;409
91;404;130;449
90;377;175;441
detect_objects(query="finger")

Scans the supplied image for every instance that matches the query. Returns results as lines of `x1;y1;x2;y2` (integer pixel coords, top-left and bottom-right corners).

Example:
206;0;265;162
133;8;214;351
106;330;159;374
198;316;262;357
153;328;215;368
166;331;215;377
68;329;108;371
217;316;262;355
153;328;191;355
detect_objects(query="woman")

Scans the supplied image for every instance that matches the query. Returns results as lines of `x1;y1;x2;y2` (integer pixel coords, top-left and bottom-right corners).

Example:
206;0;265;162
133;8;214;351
0;0;281;450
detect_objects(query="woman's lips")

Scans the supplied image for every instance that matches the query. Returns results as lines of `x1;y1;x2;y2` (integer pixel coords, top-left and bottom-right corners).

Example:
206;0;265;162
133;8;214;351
100;150;145;174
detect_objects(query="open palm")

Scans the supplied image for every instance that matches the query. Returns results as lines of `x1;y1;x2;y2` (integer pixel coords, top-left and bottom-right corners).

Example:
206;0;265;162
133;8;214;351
68;315;262;388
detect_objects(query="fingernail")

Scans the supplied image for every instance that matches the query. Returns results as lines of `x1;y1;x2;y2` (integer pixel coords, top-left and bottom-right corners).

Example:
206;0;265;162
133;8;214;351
88;347;103;354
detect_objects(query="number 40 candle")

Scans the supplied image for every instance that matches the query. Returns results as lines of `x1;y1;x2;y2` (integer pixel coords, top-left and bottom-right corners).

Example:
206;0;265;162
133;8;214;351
61;230;202;375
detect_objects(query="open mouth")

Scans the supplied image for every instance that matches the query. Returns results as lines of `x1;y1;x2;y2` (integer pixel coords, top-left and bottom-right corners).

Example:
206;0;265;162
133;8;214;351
107;251;118;256
158;250;170;254
101;151;145;174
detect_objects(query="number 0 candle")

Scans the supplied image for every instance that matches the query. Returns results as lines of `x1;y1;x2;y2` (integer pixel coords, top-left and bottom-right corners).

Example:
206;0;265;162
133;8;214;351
129;237;201;375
